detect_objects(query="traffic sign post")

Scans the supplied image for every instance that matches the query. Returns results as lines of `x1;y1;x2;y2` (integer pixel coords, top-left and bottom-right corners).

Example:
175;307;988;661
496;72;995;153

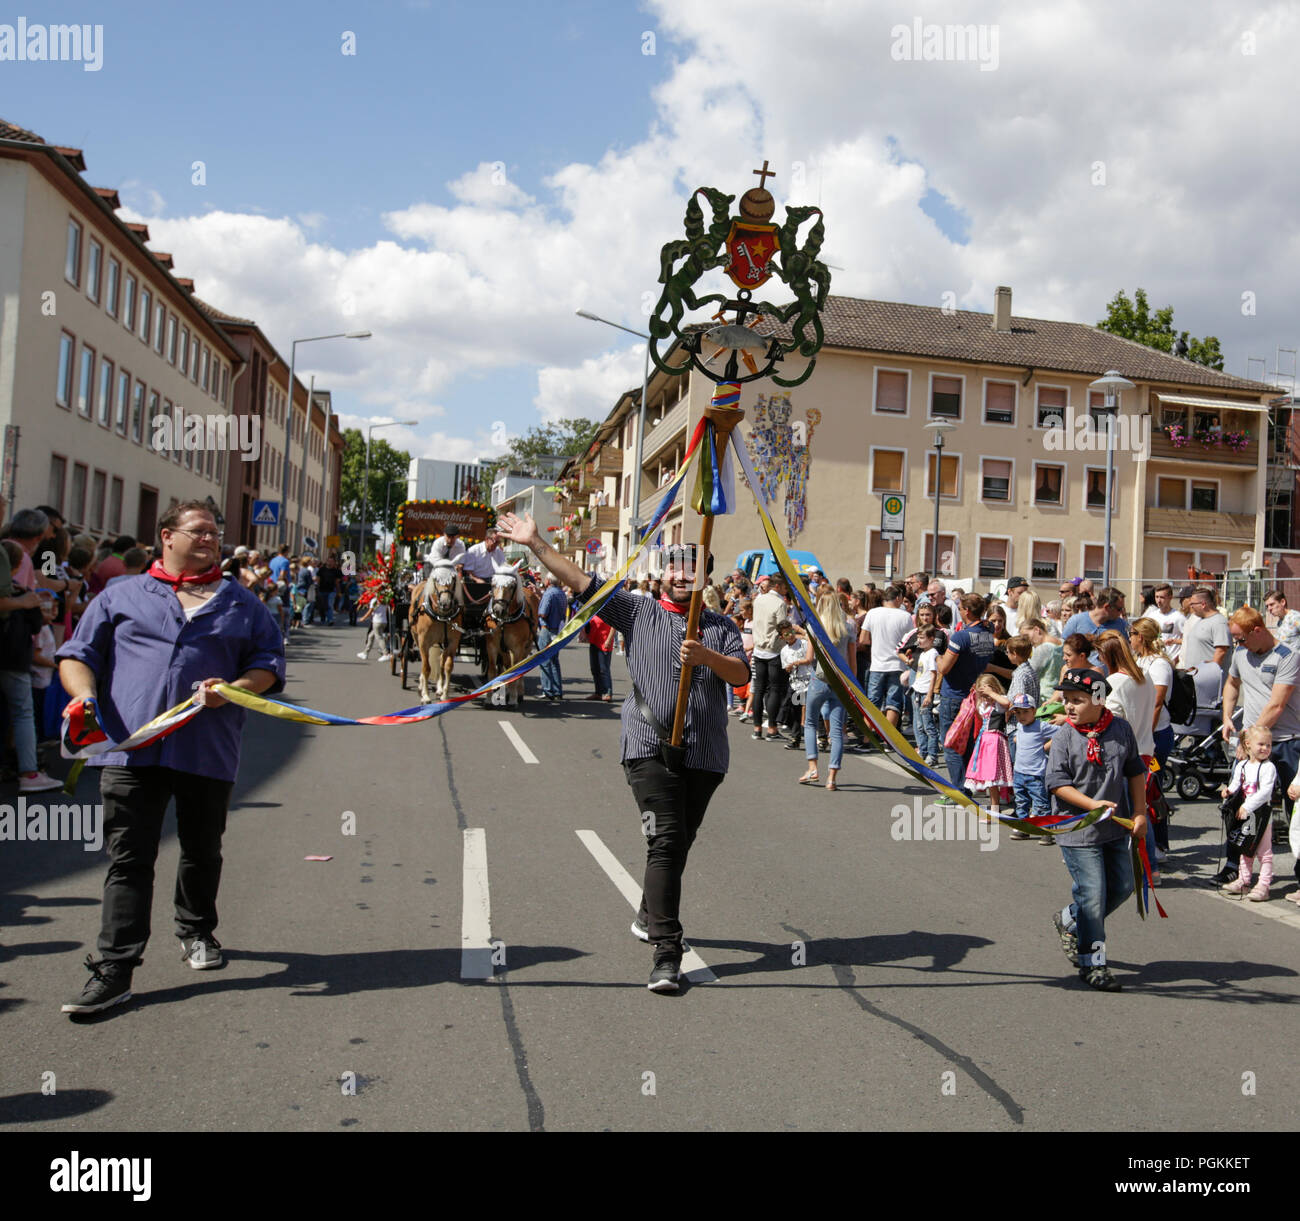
252;500;280;528
880;492;905;541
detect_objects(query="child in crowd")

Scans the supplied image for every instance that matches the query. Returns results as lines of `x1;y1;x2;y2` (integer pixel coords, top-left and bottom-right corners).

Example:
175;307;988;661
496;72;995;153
779;621;814;750
1045;669;1147;992
261;583;286;643
1220;726;1277;901
966;673;1013;813
357;597;391;661
913;627;940;766
30;593;58;734
1008;693;1058;842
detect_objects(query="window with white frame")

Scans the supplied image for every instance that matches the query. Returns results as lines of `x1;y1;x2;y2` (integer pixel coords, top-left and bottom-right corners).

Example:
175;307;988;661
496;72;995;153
1155;476;1185;509
871;448;905;492
984;380;1016;425
1036;385;1066;428
930;374;962;419
921;532;958;579
1031;540;1061;582
1084;467;1110;510
978;537;1009;580
867;530;903;573
77;346;95;418
1032;462;1064;506
981;458;1012;502
1082;544;1113;581
925;452;960;499
1190;481;1218;512
875;369;908;414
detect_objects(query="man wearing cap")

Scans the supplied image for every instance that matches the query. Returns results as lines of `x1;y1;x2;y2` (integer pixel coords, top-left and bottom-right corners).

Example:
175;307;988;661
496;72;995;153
496;511;747;993
424;523;466;573
1003;577;1029;636
1044;668;1148;992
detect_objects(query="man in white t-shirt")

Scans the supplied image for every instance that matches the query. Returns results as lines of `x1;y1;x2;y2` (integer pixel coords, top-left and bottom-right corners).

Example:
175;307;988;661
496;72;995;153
749;574;791;739
1146;583;1187;662
860;584;915;726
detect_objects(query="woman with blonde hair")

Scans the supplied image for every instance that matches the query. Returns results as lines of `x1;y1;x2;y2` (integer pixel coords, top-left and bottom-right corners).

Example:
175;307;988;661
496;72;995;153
1017;589;1043;630
1129;618;1176;860
1098;628;1160;878
797;587;851;792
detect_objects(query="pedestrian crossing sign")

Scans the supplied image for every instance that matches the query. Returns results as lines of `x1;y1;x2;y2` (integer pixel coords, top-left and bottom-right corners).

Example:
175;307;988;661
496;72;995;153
252;500;280;526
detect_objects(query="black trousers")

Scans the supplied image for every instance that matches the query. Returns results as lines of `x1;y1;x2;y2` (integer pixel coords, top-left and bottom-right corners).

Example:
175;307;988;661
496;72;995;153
97;765;234;967
624;756;724;944
750;655;787;731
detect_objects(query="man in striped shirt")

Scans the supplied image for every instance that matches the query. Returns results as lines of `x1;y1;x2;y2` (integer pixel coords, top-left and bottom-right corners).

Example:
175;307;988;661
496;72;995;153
497;511;748;993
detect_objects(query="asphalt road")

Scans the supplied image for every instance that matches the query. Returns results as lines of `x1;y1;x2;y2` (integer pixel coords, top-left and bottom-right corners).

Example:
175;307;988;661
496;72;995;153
2;623;1298;1132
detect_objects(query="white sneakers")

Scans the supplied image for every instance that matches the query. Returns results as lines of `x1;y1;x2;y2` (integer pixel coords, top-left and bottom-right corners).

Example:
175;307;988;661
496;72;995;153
20;771;62;793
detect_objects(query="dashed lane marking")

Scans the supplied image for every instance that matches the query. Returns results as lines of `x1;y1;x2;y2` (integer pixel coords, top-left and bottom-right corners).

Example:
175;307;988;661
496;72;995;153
461;827;495;979
499;720;539;764
575;829;717;984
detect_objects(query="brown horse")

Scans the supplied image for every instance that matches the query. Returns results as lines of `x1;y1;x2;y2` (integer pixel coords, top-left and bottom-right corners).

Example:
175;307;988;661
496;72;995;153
484;570;537;707
411;562;462;703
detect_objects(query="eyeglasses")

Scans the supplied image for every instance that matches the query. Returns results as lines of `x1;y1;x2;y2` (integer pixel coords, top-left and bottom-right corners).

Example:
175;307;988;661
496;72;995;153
170;528;223;542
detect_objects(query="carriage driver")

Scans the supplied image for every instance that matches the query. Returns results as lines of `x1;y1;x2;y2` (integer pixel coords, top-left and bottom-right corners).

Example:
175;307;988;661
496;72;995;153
496;510;748;994
424;522;466;575
457;525;514;630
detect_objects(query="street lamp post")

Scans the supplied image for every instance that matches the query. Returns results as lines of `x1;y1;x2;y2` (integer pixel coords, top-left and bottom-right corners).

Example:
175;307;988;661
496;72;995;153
382;478;406;552
924;420;956;580
1088;370;1135;589
576;310;651;554
280;330;371;548
361;420;417;563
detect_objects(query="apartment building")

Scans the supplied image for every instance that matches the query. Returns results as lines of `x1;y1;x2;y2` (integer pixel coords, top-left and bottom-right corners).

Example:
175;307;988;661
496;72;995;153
0;119;242;540
572;290;1278;593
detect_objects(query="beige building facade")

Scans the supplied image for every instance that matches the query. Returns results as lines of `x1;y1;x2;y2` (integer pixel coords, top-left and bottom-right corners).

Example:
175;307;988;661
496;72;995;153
0;125;243;540
570;292;1277;597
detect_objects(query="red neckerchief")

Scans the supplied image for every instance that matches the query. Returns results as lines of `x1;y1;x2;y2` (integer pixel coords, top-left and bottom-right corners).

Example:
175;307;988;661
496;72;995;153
1067;708;1114;765
658;595;689;615
148;560;224;590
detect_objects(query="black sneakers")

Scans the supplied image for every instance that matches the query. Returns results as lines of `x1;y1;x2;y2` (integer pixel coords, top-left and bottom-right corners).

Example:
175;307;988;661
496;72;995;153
648;942;683;992
1211;865;1239;886
62;955;133;1015
180;934;223;970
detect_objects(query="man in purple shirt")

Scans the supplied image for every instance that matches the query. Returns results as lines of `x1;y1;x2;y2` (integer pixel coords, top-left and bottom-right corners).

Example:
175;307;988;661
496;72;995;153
57;501;285;1015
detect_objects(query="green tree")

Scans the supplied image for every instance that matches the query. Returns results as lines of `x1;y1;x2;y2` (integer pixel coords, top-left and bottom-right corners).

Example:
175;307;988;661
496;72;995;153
338;428;411;547
1096;288;1224;370
486;417;602;484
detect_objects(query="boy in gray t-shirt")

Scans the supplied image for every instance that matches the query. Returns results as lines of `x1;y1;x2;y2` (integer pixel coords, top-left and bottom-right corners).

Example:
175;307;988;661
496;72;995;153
1044;669;1148;992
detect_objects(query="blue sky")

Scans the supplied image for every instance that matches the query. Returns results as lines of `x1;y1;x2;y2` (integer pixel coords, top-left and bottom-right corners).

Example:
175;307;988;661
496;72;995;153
6;1;1297;466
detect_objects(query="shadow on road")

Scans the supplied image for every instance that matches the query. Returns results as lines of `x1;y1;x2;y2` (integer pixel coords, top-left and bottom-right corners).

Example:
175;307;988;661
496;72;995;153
0;1088;114;1125
689;929;995;979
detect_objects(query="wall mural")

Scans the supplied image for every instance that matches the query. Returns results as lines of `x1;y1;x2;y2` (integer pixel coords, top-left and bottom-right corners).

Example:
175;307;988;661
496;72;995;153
742;392;821;543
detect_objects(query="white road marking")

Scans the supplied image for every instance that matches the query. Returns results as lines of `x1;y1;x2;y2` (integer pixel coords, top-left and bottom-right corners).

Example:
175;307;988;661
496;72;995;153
575;829;717;984
461;827;495;979
499;720;538;764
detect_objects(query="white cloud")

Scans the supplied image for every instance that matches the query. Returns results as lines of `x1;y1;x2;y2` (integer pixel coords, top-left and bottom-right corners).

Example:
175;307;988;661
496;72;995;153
119;0;1300;475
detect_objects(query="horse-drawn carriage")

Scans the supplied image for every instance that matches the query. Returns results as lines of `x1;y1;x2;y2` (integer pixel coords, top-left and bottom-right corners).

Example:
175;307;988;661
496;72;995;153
387;499;538;709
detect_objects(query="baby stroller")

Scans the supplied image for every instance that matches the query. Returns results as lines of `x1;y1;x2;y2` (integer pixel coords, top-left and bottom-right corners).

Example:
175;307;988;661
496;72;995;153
1163;724;1236;801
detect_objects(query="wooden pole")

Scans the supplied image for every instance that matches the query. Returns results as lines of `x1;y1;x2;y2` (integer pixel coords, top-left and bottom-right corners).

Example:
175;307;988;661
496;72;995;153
670;397;745;747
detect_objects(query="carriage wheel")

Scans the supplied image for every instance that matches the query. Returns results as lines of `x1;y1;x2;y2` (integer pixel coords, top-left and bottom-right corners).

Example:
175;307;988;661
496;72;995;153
400;632;411;690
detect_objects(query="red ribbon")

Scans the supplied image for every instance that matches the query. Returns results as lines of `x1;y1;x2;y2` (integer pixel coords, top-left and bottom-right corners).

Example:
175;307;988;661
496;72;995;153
147;561;224;589
1067;708;1113;764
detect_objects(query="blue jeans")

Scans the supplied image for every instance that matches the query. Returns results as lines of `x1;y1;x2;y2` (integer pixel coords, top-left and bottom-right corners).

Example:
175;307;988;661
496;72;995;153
912;691;939;758
1059;838;1135;968
1012;771;1049;821
937;689;971;796
0;668;37;773
867;669;904;714
804;677;845;770
538;626;562;698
